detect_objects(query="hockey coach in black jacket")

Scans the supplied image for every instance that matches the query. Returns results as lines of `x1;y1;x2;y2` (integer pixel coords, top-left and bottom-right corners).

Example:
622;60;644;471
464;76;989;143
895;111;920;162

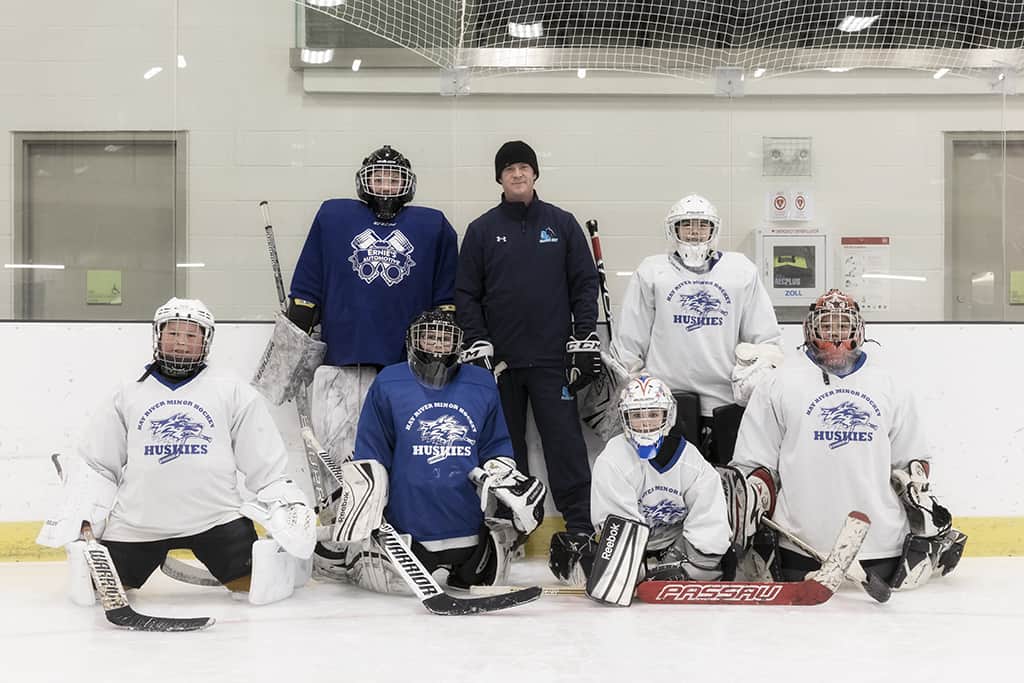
456;139;601;581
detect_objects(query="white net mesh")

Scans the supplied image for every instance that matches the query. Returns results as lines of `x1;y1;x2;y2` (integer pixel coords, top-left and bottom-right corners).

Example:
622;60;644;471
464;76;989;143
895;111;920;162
300;1;1024;78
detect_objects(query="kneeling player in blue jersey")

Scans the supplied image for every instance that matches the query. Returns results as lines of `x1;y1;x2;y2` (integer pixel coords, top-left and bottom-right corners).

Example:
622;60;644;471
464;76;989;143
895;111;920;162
313;307;547;592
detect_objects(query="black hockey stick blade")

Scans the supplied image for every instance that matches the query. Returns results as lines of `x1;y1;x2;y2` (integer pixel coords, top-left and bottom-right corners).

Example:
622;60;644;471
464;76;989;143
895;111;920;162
422;586;543;616
104;606;215;632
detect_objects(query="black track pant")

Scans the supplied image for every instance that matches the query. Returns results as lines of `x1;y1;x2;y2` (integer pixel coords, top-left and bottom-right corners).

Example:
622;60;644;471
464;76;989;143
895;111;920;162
101;517;258;589
498;366;592;534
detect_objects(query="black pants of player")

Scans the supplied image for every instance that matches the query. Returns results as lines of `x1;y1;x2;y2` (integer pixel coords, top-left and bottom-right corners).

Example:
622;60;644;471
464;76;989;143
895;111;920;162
497;366;592;534
101;517;258;589
778;547;899;585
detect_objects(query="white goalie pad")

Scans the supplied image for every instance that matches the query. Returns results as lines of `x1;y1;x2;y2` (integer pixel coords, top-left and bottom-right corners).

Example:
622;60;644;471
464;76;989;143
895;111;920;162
249;539;298;605
36;454;118;548
66;540;96;607
311;365;377;464
326;459;389;544
252;312;326;406
313;537;411;595
470;456;546;535
731;342;785;406
241;479;316;559
586;515;650;607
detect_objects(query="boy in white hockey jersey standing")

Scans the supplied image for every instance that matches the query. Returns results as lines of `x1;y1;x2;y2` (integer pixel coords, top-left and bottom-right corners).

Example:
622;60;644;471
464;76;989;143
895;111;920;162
38;298;315;605
726;288;966;589
551;374;732;584
610;194;783;465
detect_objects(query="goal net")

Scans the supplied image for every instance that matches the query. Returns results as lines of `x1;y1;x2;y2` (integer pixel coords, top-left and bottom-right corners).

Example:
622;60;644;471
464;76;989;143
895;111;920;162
300;1;1024;78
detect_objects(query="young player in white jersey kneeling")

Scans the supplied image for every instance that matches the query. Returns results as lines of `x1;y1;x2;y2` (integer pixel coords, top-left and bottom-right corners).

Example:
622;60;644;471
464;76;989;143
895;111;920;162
725;288;966;589
550;375;732;591
37;298;315;606
313;307;546;593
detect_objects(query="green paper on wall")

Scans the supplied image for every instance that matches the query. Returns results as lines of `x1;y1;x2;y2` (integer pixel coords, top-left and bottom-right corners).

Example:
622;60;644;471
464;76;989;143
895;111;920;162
86;270;123;305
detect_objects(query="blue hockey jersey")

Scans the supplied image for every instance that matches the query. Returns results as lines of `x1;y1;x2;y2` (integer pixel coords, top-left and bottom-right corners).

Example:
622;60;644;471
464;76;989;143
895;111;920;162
354;362;513;544
289;199;458;366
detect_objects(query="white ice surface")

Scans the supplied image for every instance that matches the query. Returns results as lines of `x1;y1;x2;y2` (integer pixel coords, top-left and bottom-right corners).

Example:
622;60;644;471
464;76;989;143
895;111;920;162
0;558;1018;683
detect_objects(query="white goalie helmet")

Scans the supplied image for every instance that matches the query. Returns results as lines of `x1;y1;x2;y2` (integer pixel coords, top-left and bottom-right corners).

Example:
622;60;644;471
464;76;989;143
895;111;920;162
152;297;215;376
618;375;677;460
665;194;721;269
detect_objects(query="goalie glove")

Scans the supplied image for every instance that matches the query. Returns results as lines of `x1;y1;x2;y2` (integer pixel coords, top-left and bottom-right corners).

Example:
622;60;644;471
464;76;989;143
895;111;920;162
731;342;785;406
241;479;316;560
565;331;602;395
891;460;952;538
469;456;546;535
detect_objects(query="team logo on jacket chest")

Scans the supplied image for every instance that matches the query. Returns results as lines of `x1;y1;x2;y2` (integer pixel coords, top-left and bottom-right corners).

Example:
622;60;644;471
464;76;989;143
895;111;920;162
668;281;731;331
640;498;688;527
349;228;416;286
406;402;479;464
138;401;215;464
806;389;881;449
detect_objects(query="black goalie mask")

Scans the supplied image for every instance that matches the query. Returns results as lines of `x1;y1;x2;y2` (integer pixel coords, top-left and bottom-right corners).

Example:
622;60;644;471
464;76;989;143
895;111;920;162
355;145;417;221
406;307;463;389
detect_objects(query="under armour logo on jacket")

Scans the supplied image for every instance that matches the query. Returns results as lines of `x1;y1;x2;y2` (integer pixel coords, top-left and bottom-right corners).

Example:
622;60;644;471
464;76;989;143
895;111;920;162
496;235;508;243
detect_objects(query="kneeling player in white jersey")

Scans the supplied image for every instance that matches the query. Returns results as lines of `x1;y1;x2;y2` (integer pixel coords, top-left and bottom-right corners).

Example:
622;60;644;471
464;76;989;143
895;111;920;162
37;298;315;605
550;375;732;588
313;307;546;593
725;289;966;590
610;194;782;465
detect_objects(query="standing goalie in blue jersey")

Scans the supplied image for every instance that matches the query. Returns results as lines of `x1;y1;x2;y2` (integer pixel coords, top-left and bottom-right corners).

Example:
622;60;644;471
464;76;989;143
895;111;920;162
254;145;459;469
312;308;547;592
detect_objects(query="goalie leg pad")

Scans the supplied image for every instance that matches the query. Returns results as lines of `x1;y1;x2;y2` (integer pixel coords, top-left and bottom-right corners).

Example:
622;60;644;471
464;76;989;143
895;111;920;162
66;540;96;607
586;515;650;607
327;459;389;543
252;312;326;406
717;465;777;549
36;454;117;548
891;527;968;591
311;365;377;464
248;539;297;605
350;536;413;595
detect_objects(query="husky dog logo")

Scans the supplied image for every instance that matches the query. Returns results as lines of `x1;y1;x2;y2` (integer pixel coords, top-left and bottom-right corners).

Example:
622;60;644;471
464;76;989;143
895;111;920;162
675;289;727;331
815;400;879;449
640;498;688;527
349;228;416;286
414;414;476;464
146;412;213;464
538;227;559;243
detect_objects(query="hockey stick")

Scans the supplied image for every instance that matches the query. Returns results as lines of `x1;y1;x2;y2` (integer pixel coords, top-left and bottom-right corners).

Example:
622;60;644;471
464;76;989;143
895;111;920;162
260;200;288;310
636;511;871;606
470;585;585;597
585;219;613;334
51;454;215;631
373;523;542;615
160;556;222;587
762;516;891;603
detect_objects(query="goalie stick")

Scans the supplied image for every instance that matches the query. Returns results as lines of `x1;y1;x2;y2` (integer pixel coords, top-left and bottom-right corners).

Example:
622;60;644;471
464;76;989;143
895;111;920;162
762;516;891;604
476;511;871;606
51;454;214;631
586;219;613;333
637;511;870;606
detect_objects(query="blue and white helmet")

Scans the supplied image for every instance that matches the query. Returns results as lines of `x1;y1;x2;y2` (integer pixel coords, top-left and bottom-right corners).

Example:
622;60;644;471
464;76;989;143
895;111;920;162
618;375;677;460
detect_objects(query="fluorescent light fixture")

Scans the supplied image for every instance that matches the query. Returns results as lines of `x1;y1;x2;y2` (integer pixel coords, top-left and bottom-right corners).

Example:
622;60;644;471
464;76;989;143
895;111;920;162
577;68;587;79
306;0;345;7
508;21;544;39
824;67;853;73
176;263;206;269
177;54;187;69
300;48;334;65
971;272;994;284
838;15;880;32
753;68;766;78
933;68;950;80
143;66;162;80
615;271;633;277
103;144;123;153
4;263;65;270
862;273;927;282
351;58;361;72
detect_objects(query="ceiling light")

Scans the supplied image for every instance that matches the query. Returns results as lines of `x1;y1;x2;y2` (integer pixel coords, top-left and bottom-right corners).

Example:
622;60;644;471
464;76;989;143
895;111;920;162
300;48;334;65
838;15;880;32
177;55;187;69
4;263;66;270
508;21;544;39
143;66;162;80
351;58;361;72
933;68;950;79
753;68;766;78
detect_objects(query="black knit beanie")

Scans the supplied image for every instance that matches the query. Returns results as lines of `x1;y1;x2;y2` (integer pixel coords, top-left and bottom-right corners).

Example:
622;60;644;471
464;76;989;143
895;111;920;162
494;140;539;182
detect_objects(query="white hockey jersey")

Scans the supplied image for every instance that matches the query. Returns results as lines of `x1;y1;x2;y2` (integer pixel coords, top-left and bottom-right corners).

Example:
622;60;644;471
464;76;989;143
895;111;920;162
591;435;731;556
611;251;781;416
731;352;926;560
78;366;291;542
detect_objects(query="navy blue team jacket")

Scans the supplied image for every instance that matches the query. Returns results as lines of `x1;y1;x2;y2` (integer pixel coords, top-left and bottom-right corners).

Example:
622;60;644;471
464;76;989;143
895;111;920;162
455;193;599;368
289;199;458;367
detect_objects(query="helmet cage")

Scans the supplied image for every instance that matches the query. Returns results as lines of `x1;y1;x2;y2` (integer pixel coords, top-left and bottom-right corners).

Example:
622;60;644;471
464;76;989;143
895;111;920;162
804;289;864;369
665;195;721;268
406;310;464;389
355;145;417;220
152;298;215;377
618;376;677;460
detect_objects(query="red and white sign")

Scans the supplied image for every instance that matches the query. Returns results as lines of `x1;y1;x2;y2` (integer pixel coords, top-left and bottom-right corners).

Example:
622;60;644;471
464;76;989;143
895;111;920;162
767;190;813;221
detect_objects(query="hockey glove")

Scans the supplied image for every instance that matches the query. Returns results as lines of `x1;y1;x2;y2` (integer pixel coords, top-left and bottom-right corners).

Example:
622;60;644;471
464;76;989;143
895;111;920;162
470;456;546;535
891;460;952;538
731;342;785;406
549;531;597;585
565;332;602;395
459;340;507;380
